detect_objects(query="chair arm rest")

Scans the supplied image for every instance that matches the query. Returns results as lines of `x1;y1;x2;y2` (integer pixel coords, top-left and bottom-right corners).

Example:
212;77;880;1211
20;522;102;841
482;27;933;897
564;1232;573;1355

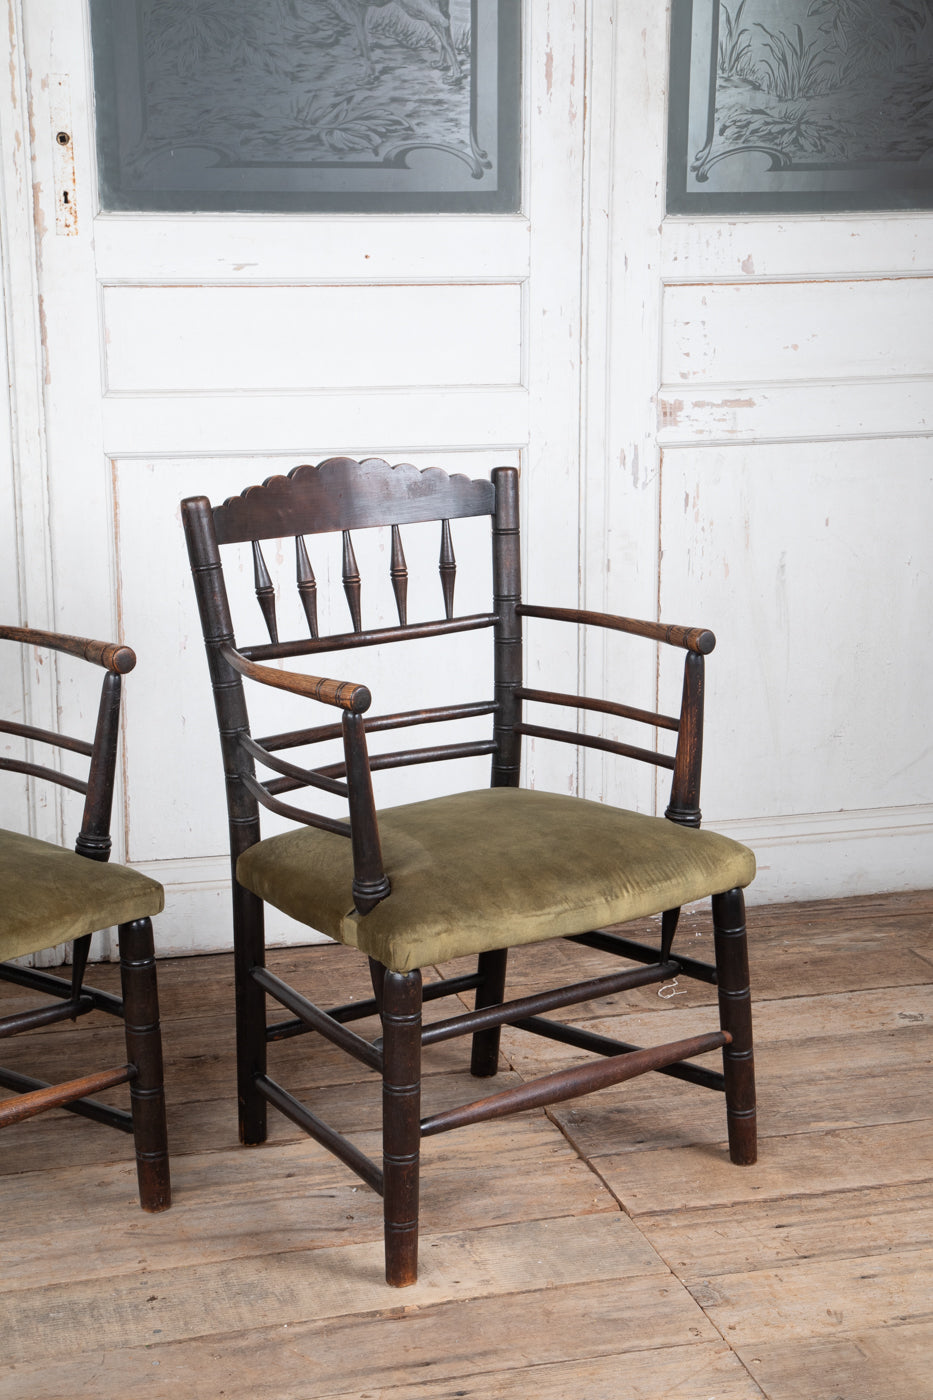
517;604;715;655
219;642;371;713
0;625;136;673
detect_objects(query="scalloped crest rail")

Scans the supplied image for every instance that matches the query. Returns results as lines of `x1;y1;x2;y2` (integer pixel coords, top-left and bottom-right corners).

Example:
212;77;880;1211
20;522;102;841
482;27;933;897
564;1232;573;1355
222;457;490;643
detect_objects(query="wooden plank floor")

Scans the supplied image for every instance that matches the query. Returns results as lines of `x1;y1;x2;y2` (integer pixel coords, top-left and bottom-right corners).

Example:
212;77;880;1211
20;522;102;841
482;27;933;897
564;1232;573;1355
1;890;931;1400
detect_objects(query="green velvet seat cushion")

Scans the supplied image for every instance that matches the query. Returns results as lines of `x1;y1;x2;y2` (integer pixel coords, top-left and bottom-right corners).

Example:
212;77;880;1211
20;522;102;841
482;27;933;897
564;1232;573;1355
237;787;756;973
0;828;165;963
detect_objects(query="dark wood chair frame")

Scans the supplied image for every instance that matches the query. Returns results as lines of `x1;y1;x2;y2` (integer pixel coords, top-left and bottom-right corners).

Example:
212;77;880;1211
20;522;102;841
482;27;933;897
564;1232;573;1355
183;459;755;1284
0;626;171;1212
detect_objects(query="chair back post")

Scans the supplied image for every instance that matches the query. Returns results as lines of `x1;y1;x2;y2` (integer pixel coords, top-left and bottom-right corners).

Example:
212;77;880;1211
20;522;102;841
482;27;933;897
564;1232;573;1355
491;466;522;788
181;497;263;866
665;649;706;828
74;668;124;863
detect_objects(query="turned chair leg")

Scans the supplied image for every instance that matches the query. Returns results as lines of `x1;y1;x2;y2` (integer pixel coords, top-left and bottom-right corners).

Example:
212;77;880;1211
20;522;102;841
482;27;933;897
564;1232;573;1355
470;947;509;1077
382;969;422;1286
118;918;171;1211
233;883;268;1146
712;887;757;1165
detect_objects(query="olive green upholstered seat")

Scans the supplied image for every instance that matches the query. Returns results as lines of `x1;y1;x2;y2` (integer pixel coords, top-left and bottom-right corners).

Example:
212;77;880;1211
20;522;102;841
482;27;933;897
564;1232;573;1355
0;827;165;964
238;787;755;973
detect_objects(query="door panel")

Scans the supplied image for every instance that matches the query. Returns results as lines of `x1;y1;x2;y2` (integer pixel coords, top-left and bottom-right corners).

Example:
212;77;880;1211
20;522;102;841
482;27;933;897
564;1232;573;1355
15;0;589;952
102;284;523;393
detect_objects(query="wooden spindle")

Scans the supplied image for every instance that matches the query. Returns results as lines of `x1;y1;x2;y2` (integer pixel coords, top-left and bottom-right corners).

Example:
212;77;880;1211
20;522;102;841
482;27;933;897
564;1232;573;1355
251;541;278;643
390;525;408;626
439;519;456;620
342;530;362;632
295;536;319;638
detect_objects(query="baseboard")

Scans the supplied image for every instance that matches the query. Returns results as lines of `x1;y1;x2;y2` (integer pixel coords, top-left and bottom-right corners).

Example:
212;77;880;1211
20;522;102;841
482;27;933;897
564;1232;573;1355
710;804;933;906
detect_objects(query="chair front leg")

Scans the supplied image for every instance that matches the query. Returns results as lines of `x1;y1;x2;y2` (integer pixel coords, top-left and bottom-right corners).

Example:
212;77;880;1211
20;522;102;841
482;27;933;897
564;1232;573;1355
382;968;422;1286
118;918;171;1211
711;887;757;1166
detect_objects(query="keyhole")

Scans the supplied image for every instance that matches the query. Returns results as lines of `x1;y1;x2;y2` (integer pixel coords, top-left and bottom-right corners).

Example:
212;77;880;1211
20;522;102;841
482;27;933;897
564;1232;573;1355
56;130;70;146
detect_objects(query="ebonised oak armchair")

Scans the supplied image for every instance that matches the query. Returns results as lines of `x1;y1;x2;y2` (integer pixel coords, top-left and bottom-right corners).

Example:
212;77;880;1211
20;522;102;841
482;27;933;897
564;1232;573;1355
183;458;755;1284
0;626;170;1211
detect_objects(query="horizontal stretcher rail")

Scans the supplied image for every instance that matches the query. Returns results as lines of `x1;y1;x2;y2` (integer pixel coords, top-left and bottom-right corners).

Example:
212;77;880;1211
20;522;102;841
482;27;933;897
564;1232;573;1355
420;1031;730;1137
0;756;89;794
259;700;498;756
243;613;498;662
0;719;94;755
0;996;95;1038
512;1016;726;1091
0;963;124;1013
516;688;680;733
420;960;680;1046
253;966;383;1071
0;1064;134;1128
566;930;719;986
256;1074;384;1194
516;723;677;770
267;971;484;1042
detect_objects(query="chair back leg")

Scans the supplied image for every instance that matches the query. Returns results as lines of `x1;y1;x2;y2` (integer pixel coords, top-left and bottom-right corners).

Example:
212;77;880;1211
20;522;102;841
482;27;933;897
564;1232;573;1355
470;946;509;1077
712;887;757;1165
118;918;171;1211
234;883;269;1145
382;969;422;1286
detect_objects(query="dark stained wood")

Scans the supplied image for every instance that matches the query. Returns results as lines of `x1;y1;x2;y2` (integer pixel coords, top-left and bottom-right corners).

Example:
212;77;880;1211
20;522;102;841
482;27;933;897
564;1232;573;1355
421;1031;730;1138
517;685;681;732
517;602;716;654
252;965;382;1072
0;1063;133;1126
341;529;363;632
242;611;497;661
420;959;682;1046
516;718;678;769
713;888;757;1165
666;648;705;826
0;996;93;1035
342;711;390;914
118;917;171;1211
389;524;408;625
382;969;422;1286
469;946;509;1077
439;518;456;618
491;464;522;789
210;457;496;545
251;541;278;643
255;1073;384;1194
181;454;757;1285
295;535;319;637
219;641;371;713
0;623;136;673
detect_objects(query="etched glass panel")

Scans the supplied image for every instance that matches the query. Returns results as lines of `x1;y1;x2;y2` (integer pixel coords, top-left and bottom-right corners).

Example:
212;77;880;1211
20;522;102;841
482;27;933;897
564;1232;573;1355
91;0;520;212
668;0;933;212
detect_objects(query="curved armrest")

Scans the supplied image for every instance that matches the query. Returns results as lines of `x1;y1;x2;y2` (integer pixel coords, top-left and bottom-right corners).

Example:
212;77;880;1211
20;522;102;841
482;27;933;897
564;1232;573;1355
517;604;715;655
219;642;371;713
0;624;136;674
220;643;385;911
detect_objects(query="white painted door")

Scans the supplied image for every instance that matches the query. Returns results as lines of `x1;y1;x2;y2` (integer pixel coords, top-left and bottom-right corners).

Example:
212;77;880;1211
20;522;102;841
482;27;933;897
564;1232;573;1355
9;0;590;954
583;1;933;904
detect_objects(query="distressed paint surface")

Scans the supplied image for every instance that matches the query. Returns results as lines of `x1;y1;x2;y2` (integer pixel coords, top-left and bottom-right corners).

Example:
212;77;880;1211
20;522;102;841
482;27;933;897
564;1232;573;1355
8;0;590;952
